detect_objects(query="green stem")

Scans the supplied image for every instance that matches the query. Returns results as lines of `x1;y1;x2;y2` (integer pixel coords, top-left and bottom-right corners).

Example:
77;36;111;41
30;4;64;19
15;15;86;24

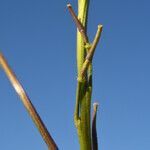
77;0;89;74
75;0;92;150
67;0;103;149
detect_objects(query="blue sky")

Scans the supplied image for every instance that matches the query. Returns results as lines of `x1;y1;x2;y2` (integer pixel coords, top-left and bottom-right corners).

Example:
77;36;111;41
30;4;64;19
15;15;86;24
0;0;150;149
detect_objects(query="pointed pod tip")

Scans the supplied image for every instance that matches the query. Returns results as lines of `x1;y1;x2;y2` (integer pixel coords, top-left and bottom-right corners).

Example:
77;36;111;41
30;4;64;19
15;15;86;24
93;102;99;111
67;3;72;8
98;24;103;29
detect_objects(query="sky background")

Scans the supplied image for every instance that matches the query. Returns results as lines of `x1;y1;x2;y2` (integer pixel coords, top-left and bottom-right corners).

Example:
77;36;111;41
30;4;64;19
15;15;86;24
0;0;150;149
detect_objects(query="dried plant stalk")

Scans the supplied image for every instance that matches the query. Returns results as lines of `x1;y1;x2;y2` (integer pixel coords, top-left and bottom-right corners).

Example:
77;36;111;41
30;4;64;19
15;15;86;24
0;53;58;150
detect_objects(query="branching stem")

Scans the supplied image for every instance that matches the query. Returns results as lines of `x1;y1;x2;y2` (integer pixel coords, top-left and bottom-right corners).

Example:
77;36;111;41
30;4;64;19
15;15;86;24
67;1;103;149
67;4;89;43
79;25;103;81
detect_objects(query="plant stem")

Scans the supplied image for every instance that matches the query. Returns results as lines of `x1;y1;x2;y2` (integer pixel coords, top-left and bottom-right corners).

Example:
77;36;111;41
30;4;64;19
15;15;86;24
77;0;89;74
0;53;58;150
79;25;103;81
67;1;103;149
67;4;89;43
76;0;92;149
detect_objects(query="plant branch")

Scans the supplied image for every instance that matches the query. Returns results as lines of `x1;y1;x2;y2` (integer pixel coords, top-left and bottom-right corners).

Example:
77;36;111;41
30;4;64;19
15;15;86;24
79;25;103;81
0;53;58;150
67;4;89;43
